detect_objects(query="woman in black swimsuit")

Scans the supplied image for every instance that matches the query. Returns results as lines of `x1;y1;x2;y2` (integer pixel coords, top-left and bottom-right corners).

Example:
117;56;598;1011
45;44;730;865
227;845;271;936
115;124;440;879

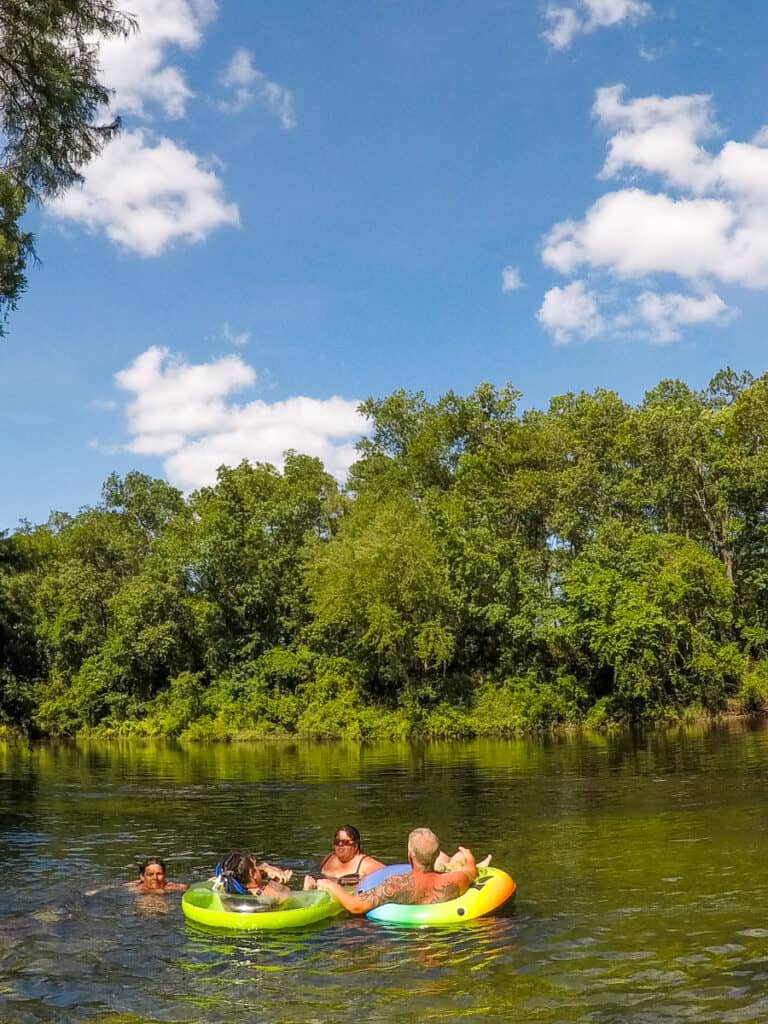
314;825;384;886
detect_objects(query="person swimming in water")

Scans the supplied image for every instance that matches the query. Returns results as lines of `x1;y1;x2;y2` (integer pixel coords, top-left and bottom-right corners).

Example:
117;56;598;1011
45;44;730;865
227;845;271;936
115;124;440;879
305;824;384;888
125;858;187;894
85;857;187;896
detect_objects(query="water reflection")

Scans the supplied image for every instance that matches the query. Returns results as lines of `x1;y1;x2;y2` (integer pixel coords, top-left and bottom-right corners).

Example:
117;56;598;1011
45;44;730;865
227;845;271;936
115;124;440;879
0;721;767;1022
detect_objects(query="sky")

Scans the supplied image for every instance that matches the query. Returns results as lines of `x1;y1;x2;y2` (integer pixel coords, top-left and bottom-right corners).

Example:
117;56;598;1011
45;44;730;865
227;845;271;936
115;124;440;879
2;0;768;530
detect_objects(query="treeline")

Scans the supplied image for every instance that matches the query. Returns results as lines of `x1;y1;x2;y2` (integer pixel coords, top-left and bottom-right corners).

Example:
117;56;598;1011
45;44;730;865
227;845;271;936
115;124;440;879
3;368;768;739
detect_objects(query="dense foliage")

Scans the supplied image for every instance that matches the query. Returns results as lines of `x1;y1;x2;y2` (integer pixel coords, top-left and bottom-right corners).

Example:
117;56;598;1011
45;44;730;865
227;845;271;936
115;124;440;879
3;369;768;739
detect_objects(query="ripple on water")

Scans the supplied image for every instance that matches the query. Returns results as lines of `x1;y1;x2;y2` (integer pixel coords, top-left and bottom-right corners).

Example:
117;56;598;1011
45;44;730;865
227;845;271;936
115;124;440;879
1;728;768;1022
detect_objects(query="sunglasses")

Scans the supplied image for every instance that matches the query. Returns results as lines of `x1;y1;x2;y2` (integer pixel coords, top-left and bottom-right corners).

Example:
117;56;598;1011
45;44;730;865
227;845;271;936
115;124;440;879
334;838;356;847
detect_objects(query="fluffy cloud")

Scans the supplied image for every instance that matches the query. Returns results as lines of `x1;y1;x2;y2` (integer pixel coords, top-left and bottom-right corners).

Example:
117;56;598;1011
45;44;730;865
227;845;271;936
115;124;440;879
543;86;768;288
48;0;241;256
537;281;604;343
48;130;239;256
218;48;296;129
543;0;651;50
537;283;731;344
114;347;365;489
635;290;732;342
594;85;718;191
542;190;736;281
501;266;522;292
537;83;768;342
98;0;217;118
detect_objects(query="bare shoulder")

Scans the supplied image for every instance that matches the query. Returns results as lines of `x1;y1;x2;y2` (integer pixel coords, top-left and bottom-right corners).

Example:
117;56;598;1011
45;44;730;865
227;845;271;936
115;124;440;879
359;855;385;877
423;873;466;905
163;882;187;892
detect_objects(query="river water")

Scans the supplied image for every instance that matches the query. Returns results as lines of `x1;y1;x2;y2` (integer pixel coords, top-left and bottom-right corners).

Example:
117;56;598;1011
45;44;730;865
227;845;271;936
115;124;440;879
1;721;767;1023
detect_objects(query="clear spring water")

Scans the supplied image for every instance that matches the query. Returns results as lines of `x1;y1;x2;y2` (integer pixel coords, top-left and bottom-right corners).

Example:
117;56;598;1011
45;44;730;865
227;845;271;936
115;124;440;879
1;721;767;1023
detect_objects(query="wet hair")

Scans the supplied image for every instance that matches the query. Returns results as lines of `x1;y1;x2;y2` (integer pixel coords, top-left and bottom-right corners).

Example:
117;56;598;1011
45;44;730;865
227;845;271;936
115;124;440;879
334;824;361;850
138;858;166;876
407;828;440;871
215;851;261;894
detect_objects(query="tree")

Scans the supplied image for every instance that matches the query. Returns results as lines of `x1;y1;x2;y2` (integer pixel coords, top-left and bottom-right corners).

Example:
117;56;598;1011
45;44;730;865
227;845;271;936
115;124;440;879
187;454;344;672
31;476;187;730
356;383;521;496
556;522;739;717
0;528;46;726
304;490;458;701
0;0;135;329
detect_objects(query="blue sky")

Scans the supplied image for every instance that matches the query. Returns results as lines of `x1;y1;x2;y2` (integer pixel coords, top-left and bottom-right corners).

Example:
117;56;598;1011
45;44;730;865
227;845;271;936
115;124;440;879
2;0;767;530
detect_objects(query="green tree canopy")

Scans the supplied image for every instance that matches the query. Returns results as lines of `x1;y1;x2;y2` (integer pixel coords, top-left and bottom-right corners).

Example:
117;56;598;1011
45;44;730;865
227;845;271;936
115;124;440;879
5;369;768;738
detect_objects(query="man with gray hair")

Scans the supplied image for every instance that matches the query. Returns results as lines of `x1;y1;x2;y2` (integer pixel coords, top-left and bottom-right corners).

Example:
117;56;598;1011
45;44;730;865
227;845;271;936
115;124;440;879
407;827;442;870
308;827;477;915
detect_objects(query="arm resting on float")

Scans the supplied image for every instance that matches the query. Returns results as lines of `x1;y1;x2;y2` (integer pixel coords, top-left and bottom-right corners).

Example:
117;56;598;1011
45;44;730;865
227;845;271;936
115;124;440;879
315;877;374;914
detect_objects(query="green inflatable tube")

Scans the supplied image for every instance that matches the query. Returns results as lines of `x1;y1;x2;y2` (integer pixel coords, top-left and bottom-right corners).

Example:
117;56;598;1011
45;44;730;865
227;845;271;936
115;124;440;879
364;866;516;926
182;882;343;931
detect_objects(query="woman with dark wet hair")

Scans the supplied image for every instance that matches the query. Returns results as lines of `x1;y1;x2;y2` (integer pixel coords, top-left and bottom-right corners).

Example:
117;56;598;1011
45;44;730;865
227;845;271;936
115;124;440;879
126;858;187;893
214;851;290;905
305;825;384;888
86;857;187;896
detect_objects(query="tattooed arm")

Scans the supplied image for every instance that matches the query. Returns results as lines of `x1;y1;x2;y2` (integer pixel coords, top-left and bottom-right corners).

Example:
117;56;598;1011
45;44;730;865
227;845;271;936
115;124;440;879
316;872;417;914
316;852;477;913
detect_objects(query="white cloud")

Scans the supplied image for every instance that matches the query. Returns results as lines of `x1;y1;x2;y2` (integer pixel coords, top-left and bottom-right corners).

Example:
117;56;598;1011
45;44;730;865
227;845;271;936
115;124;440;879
543;0;651;50
583;0;651;28
542;86;768;289
636;290;732;342
542;189;736;281
538;83;768;344
543;7;582;50
221;323;251;347
98;0;217;118
593;84;718;191
501;266;522;292
116;346;254;451
114;347;365;488
220;48;256;88
48;130;239;256
537;282;732;344
49;1;247;258
218;47;296;129
537;281;605;343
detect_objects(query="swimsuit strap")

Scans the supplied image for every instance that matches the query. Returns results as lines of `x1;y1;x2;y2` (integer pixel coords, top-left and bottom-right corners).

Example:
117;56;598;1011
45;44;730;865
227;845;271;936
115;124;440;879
334;855;367;887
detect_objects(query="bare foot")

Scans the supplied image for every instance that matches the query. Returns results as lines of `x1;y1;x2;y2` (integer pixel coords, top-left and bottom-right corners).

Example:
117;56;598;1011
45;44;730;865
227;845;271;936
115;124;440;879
477;854;492;869
303;875;317;891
